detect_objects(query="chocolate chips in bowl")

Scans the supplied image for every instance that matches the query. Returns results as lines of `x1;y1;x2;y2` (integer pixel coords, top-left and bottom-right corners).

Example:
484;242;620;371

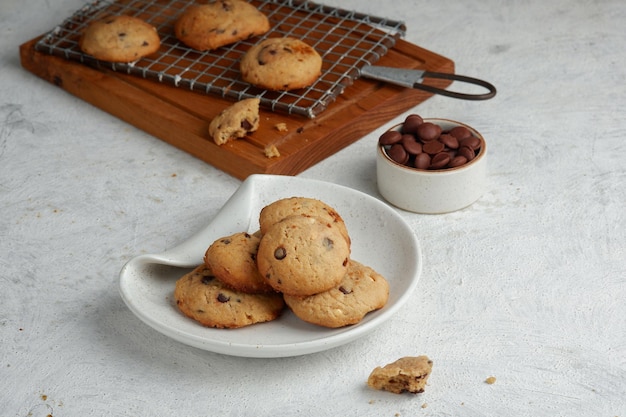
376;114;487;214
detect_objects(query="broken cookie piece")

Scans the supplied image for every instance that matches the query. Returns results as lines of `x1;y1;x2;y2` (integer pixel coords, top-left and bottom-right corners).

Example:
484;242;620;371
208;98;260;145
367;356;433;394
264;144;280;158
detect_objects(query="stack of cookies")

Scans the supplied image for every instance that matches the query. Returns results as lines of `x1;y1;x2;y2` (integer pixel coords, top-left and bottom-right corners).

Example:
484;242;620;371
174;197;389;329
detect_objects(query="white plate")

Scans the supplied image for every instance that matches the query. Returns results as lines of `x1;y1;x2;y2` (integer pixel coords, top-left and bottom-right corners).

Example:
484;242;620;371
119;174;422;358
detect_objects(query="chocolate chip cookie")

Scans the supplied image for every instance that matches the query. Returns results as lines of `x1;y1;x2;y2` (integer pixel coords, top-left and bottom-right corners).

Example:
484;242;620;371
240;37;322;91
283;260;389;328
174;0;270;51
174;264;284;329
79;15;161;62
204;231;273;294
256;215;350;296
259;197;350;244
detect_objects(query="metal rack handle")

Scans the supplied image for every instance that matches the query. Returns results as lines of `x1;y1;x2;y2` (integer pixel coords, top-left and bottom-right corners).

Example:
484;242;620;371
360;65;497;101
415;71;497;100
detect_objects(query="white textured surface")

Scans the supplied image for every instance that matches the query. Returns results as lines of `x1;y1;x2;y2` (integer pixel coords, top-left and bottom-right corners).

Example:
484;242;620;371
1;0;625;416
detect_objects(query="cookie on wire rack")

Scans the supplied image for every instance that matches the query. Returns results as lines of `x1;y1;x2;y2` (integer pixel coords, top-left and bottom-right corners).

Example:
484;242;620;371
240;37;323;91
79;15;161;63
174;0;270;51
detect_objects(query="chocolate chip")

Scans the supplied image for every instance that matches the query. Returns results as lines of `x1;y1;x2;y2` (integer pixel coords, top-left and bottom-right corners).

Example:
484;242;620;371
401;134;423;155
423;139;445;155
449;126;471;140
430;152;451;169
339;286;352;294
448;155;468;168
274;247;287;260
416;122;441;142
460;136;481;151
322;237;334;249
402;114;423;134
201;275;215;284
220;238;231;245
414;153;431;169
439;134;459;149
217;293;230;303
387;143;409;165
241;119;253;130
379;130;402;146
457;146;475;161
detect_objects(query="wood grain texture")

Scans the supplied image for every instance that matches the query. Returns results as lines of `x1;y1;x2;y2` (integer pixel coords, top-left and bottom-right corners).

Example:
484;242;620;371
20;36;453;179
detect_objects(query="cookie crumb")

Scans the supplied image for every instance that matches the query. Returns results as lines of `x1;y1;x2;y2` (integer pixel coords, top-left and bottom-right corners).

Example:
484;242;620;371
275;122;288;132
264;144;281;158
421;403;428;408
485;376;496;385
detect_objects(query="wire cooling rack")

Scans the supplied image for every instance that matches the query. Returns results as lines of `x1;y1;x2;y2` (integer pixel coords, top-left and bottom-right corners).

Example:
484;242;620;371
35;0;406;118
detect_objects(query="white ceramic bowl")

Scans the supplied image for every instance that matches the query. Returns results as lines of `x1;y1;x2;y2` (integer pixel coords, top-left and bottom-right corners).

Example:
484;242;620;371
376;118;487;214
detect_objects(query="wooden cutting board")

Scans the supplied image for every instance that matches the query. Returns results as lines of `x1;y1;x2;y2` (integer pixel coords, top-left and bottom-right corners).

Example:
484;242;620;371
19;36;453;179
